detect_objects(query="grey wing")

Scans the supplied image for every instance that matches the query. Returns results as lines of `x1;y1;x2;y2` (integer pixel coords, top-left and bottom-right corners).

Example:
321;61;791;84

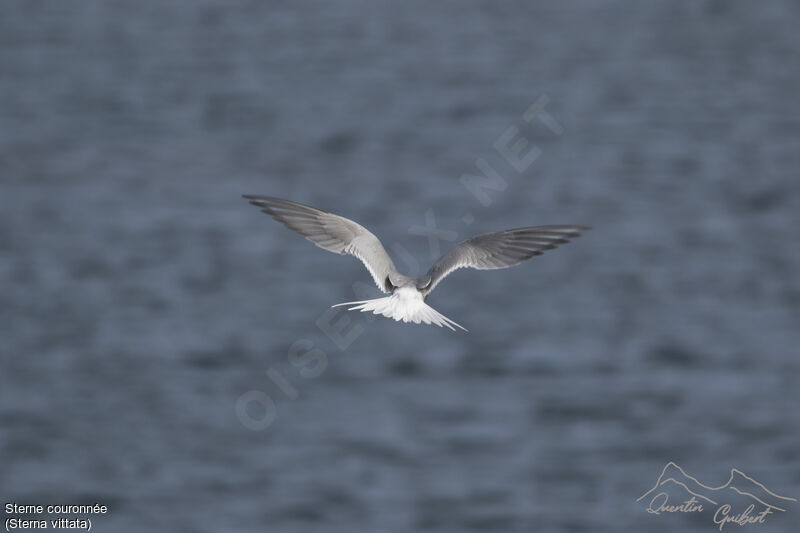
244;195;398;293
424;225;590;294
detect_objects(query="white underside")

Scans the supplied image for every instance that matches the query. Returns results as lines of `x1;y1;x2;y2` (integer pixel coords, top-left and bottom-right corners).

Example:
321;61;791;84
332;286;467;331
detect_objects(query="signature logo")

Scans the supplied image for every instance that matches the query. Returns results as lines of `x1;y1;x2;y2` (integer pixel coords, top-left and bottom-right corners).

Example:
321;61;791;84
637;462;796;531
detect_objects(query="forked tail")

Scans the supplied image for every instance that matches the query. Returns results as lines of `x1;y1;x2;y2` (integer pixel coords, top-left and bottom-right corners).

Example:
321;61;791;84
332;291;467;332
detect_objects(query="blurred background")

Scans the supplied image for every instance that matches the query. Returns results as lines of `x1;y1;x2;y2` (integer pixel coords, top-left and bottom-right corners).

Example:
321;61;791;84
1;1;799;531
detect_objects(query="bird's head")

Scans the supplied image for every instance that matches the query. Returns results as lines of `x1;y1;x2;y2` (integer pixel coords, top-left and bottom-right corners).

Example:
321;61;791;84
415;276;432;291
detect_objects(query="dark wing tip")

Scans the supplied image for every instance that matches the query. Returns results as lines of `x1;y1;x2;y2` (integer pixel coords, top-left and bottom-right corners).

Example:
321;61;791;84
243;195;284;213
243;196;284;222
566;225;591;237
242;195;329;217
505;225;591;240
243;194;273;203
243;194;265;205
569;226;591;238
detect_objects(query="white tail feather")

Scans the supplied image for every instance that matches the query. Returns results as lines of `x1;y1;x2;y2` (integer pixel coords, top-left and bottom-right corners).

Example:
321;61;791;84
332;287;467;331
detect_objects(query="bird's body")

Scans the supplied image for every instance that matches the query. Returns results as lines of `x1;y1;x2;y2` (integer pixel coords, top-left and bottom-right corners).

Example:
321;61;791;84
333;283;466;330
243;195;589;331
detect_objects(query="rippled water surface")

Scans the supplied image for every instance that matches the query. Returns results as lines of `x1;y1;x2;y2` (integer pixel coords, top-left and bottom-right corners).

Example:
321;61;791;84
2;2;799;532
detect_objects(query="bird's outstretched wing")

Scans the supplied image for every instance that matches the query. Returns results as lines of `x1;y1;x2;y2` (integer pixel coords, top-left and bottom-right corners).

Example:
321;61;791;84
243;195;399;293
423;225;590;295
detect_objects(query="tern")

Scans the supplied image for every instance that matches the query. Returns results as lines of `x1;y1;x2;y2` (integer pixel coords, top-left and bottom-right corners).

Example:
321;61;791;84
244;195;589;331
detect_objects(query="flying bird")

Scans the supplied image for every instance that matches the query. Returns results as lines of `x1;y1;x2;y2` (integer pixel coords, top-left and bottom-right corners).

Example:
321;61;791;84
244;195;589;331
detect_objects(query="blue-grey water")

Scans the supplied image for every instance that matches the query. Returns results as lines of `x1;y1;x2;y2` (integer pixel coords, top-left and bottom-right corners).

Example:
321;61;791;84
2;2;799;532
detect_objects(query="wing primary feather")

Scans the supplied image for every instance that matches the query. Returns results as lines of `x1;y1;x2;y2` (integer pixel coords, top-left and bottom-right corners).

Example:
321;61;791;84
423;225;590;294
244;195;398;294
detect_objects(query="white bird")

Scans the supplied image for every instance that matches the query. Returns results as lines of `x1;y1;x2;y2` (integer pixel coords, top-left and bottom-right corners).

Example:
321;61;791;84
244;195;589;331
